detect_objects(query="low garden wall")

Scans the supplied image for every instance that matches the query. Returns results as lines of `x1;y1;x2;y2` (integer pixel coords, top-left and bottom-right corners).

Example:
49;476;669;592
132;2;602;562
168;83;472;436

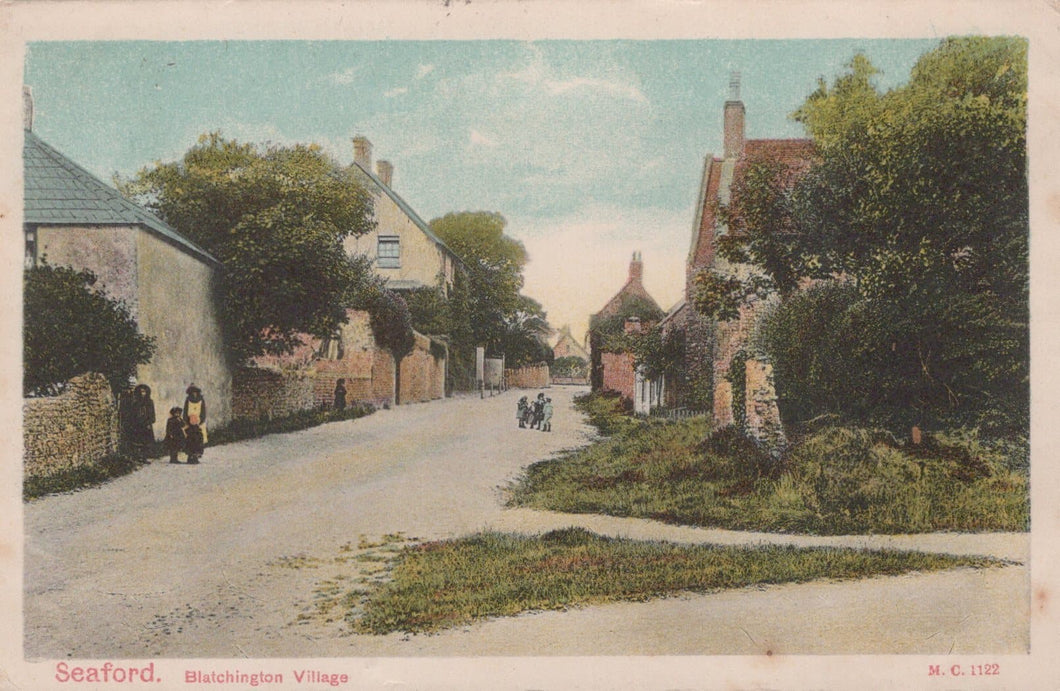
23;372;118;479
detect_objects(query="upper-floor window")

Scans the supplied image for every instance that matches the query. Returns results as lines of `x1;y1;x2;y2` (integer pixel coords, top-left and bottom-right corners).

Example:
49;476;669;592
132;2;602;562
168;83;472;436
24;227;36;269
377;236;400;269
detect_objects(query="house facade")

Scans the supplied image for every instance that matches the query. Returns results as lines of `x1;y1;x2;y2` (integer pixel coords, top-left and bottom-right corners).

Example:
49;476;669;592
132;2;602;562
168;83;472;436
588;252;663;406
23;93;231;437
343;137;461;296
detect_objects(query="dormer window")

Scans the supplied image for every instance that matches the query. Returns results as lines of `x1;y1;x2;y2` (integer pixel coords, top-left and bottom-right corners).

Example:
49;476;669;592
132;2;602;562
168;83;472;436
377;236;400;269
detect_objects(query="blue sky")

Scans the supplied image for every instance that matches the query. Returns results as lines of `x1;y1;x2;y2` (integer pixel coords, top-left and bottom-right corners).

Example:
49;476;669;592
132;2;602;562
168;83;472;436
24;39;938;341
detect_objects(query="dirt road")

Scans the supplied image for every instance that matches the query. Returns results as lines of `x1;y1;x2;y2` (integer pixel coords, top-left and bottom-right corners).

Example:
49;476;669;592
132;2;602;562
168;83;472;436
23;386;1028;659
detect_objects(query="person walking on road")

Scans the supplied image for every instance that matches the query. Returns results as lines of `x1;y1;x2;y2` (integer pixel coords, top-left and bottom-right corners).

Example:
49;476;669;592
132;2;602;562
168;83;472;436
541;397;553;432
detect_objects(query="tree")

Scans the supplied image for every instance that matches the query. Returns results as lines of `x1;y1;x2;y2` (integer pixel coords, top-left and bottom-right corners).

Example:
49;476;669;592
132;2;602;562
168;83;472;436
24;264;155;396
552;355;589;379
363;287;416;405
119;133;376;364
428;211;551;368
717;38;1028;433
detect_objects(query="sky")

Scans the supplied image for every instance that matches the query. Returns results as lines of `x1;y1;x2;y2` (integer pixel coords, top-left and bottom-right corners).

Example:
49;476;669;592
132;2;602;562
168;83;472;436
24;39;939;343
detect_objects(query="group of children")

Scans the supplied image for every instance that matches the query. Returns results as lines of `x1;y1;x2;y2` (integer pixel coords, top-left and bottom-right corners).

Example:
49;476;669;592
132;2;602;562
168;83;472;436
517;393;553;432
162;385;208;464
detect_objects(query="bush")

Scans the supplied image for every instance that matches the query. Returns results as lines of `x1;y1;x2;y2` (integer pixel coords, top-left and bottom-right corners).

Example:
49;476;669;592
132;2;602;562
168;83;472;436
24;264;155;396
573;391;635;437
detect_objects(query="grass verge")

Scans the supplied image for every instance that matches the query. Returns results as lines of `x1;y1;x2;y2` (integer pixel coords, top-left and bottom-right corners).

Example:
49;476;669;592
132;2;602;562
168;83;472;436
346;528;1004;635
24;403;375;500
507;394;1028;535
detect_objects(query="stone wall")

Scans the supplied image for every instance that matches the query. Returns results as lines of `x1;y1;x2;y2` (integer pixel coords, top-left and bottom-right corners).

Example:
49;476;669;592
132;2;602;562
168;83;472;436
745;357;787;454
506;363;551;389
232;367;316;421
399;333;446;404
23;373;118;479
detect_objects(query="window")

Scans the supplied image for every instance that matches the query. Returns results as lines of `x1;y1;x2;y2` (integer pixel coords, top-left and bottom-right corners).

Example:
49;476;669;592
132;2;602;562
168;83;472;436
377;236;400;269
24;227;36;269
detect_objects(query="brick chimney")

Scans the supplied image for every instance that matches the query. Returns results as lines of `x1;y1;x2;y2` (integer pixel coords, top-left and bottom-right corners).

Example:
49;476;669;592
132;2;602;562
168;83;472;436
353;136;372;169
376;160;393;187
628;251;643;284
23;86;33;131
723;71;744;159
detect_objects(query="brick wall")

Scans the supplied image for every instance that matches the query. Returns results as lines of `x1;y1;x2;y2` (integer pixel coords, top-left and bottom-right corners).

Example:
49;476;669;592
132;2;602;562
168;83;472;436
745;358;786;454
600;351;636;402
23;373;118;479
506;363;550;389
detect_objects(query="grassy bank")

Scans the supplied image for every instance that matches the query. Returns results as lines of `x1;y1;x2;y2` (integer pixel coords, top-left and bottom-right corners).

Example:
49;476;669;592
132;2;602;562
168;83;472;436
344;528;1002;635
507;394;1028;535
24;403;375;500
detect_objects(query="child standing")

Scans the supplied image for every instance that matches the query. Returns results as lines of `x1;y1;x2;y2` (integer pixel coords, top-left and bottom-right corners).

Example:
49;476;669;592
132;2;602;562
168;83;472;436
164;406;186;463
517;396;529;428
541;397;553;432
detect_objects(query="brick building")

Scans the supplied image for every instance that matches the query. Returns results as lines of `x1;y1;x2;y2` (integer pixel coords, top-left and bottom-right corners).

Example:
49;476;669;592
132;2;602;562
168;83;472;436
676;75;814;448
588;252;663;406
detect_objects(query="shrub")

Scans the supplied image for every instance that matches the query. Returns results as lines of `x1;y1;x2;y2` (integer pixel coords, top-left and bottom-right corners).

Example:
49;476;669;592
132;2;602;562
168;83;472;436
23;264;155;396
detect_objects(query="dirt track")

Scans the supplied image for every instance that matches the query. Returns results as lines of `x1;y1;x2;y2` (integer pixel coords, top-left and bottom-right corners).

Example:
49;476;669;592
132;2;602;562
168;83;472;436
23;386;1028;659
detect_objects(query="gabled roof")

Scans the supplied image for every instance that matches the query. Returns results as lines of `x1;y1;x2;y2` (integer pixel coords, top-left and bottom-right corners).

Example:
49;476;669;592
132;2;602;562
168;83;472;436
23;131;220;267
350;161;465;270
688;137;814;273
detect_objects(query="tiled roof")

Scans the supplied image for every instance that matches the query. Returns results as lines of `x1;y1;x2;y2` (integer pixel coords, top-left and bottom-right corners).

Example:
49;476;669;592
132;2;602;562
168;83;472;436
350;162;465;269
23;131;219;266
593;278;662;321
688;137;814;272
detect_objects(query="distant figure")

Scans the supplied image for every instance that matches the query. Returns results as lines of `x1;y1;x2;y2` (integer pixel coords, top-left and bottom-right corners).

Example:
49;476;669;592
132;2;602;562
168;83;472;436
164;406;186;464
541;397;553;432
530;393;546;429
182;384;207;465
128;384;156;462
517;396;529;428
334;379;347;411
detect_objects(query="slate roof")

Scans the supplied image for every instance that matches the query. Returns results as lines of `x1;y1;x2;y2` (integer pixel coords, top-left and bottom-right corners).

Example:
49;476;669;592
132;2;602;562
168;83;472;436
350;161;465;270
23;131;219;267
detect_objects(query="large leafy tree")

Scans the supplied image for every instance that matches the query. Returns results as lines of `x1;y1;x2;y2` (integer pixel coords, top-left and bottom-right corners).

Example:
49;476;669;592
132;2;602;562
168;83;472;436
24;264;155;396
119;133;376;364
428;211;552;368
714;37;1028;433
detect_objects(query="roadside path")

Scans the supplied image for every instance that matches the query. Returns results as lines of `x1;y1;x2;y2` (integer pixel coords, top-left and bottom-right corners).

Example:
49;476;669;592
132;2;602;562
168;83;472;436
23;386;1028;658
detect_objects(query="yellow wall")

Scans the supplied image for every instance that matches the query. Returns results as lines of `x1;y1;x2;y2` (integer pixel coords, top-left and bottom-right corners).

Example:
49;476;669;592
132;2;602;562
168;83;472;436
344;188;448;291
136;230;232;434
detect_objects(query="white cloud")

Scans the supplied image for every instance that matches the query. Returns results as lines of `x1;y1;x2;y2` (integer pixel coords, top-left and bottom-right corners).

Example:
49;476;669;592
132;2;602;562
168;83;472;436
544;76;648;104
384;87;408;98
469;129;498;148
416;64;436;79
326;67;361;85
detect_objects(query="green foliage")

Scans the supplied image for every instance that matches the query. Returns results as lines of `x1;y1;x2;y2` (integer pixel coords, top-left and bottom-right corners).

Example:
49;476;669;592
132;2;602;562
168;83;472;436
509;408;1028;534
551;355;588;379
23;264;155;396
350;528;996;634
726;352;749;429
119;133;377;364
403;286;452;337
362;288;415;360
573;391;635;436
589;294;666;339
690;269;770;322
712;38;1028;434
429;211;552;367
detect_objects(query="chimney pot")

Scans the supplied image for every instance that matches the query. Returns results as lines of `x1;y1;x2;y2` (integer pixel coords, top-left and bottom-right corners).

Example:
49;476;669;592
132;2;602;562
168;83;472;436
23;86;33;131
353;136;372;169
376;160;394;187
723;71;745;159
629;251;644;284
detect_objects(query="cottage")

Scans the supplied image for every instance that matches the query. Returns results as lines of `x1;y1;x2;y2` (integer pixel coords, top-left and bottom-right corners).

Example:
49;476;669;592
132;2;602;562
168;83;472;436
22;88;232;436
588;252;664;408
677;74;814;445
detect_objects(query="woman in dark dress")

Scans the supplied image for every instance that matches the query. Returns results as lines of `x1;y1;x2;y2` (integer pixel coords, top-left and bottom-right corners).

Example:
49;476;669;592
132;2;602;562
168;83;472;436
182;385;207;464
129;384;156;462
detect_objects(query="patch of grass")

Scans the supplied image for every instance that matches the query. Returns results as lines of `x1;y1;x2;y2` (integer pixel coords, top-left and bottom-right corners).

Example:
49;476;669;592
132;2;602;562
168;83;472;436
24;403;375;500
508;418;1029;535
573;391;637;437
23;453;144;501
349;528;1005;634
